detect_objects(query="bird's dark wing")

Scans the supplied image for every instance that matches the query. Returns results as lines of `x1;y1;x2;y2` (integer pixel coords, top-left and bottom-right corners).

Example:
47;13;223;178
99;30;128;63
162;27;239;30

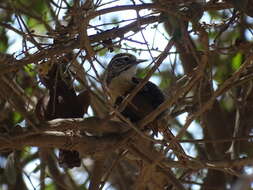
115;77;165;122
132;77;165;109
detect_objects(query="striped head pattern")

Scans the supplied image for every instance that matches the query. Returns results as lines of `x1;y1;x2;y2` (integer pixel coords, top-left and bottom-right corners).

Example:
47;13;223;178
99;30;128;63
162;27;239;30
105;53;146;85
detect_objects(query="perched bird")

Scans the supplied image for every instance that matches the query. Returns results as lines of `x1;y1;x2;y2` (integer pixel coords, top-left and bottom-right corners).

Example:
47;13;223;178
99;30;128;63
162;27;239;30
104;53;186;190
105;53;165;133
36;62;90;168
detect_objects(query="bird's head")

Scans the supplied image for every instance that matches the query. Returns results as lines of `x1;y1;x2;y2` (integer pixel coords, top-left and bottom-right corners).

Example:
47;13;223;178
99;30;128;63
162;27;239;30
105;53;146;85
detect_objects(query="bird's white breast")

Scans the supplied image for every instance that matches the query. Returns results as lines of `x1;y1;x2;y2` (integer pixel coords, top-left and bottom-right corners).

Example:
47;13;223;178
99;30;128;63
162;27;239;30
107;65;137;102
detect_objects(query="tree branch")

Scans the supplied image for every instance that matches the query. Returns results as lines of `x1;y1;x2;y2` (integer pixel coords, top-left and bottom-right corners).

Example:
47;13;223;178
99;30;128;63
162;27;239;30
0;117;128;157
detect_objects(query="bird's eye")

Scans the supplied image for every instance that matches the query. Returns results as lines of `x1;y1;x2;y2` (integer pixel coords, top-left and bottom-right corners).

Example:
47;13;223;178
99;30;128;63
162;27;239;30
123;57;130;61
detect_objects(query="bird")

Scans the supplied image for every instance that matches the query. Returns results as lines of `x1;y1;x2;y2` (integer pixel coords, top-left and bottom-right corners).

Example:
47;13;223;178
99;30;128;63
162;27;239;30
36;62;90;168
105;53;165;133
104;54;187;190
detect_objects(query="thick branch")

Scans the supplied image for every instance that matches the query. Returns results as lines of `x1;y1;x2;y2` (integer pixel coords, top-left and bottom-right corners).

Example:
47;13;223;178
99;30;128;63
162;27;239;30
45;117;129;134
0;117;128;157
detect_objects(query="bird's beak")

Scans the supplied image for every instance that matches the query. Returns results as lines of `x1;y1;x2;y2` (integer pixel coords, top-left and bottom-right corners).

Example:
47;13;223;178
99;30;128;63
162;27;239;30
136;59;147;64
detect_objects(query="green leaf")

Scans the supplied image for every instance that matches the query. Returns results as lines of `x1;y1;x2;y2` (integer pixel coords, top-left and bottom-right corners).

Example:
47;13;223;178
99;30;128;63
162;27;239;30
136;68;148;78
98;48;107;56
45;183;54;190
160;77;170;89
24;64;36;77
0;29;8;52
25;87;33;96
26;17;46;32
12;112;22;123
232;52;242;71
22;147;31;158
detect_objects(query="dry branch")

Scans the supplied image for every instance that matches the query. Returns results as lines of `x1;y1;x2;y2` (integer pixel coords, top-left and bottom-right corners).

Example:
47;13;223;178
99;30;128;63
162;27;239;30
0;117;127;157
0;116;251;175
